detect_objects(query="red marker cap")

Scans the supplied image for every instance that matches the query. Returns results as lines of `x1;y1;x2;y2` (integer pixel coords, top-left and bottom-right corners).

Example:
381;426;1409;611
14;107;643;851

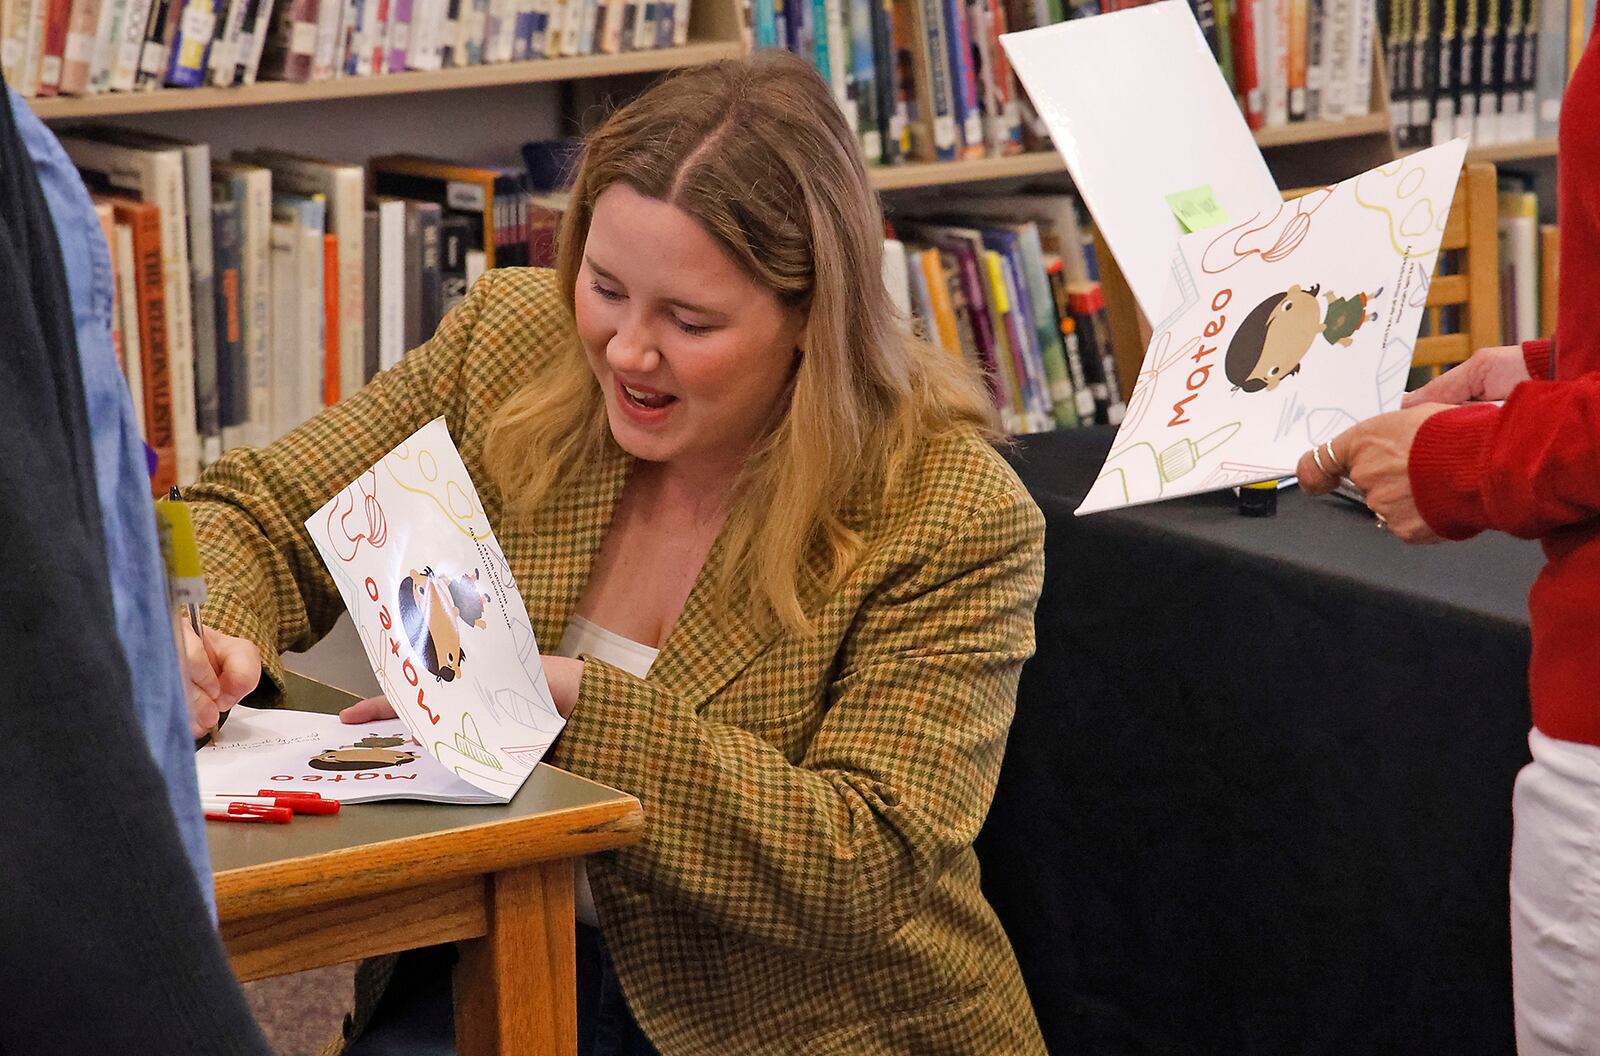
204;803;292;824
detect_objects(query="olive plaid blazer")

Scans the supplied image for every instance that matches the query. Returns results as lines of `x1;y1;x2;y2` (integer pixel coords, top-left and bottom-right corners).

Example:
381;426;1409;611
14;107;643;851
190;268;1048;1054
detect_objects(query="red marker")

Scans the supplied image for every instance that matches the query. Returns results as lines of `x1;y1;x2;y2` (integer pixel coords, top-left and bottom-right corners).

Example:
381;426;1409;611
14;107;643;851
256;790;327;800
201;799;293;824
210;794;340;815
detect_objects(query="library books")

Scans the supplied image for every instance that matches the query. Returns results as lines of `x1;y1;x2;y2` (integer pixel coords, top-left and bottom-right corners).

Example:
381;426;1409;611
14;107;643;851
893;190;1127;434
74;135;571;496
2;0;696;97
1384;0;1595;149
758;0;1381;171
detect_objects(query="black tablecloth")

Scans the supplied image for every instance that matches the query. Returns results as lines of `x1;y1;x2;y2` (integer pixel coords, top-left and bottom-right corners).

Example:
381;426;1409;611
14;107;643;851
981;427;1547;1056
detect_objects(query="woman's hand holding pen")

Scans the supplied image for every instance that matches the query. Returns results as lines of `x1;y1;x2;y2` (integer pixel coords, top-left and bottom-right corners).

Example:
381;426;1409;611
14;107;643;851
180;621;261;739
338;656;583;724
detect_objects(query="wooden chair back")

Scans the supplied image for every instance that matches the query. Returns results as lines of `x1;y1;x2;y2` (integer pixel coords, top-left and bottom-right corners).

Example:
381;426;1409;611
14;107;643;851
1097;162;1502;398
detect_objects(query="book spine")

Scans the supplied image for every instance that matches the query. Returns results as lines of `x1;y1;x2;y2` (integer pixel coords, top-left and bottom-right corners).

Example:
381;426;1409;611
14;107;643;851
322;232;339;406
418;205;441;340
297;223;323;423
134;0;174;87
942;0;982;156
241;172;273;449
130;206;176;494
1287;0;1308;119
1389;0;1411;145
108;0;152;85
1233;0;1264;126
237;0;275;82
312;0;343;74
1;0;25;87
211;198;245;438
165;0;217;84
59;0;105;94
35;0;76;95
920;0;958;159
1476;0;1502;142
849;0;880;159
18;0;49;96
1458;0;1480;138
113;223;148;436
1265;0;1289;125
1301;0;1321;118
268;222;298;440
362;209;380;383
180;146;220;465
207;0;251;82
1346;0;1373;115
379;201;404;370
1407;0;1431;144
869;0;896;162
384;0;408;66
1519;0;1539;140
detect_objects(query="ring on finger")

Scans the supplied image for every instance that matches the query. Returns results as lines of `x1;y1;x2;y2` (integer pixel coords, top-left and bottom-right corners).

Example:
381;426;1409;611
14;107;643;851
1323;441;1348;477
1311;445;1331;477
1375;512;1390;531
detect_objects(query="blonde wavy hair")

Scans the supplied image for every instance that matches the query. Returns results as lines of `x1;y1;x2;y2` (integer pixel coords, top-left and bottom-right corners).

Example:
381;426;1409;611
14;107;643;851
483;50;997;632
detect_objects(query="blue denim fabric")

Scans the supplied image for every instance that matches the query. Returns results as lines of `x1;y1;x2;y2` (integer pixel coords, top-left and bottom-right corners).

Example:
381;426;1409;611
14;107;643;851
10;90;214;913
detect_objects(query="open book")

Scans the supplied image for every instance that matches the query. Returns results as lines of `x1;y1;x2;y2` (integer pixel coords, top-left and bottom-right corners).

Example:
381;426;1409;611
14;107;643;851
287;416;564;802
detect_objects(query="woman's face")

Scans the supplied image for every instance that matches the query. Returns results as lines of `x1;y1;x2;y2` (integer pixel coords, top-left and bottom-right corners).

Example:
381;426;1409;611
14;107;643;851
574;184;808;473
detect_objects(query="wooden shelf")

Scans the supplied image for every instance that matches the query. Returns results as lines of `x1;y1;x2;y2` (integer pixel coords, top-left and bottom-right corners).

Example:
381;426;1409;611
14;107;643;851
28;41;745;120
868;151;1065;192
1253;111;1392;147
869;113;1396;192
1467;138;1558;164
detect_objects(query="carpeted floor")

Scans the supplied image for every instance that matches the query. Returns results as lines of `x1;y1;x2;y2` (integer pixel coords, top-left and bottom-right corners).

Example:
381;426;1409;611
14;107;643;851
242;964;356;1055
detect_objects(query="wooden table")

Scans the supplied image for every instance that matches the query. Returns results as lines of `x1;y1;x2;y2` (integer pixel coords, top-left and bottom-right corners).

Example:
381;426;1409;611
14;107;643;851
210;673;644;1055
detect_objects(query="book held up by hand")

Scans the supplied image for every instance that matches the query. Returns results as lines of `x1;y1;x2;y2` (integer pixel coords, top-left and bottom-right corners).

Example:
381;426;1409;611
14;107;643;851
291;417;564;802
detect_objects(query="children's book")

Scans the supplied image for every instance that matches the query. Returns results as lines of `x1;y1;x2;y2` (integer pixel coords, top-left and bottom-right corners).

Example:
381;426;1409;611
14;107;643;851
999;0;1281;326
1076;138;1469;514
300;417;563;801
195;704;507;803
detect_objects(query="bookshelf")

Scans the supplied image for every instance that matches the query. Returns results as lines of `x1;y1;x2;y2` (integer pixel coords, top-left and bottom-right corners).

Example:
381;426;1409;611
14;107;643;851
27;41;746;120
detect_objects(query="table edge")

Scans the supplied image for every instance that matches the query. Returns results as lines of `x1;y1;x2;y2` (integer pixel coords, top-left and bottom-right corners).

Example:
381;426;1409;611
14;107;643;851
215;793;643;921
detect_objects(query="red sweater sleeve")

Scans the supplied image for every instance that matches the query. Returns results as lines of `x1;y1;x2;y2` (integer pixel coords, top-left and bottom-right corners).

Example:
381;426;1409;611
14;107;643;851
1410;369;1600;539
1524;337;1555;380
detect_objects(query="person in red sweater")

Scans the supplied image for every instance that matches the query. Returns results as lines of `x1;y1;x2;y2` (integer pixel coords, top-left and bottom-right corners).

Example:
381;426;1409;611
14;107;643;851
1297;27;1600;1055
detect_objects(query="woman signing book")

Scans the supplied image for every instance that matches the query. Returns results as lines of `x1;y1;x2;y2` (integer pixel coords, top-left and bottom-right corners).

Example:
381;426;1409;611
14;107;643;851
177;51;1048;1056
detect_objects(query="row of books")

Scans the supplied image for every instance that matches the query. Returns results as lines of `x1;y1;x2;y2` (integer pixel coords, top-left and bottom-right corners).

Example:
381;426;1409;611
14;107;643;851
62;127;561;492
761;0;1379;170
1381;0;1596;150
2;0;692;97
887;193;1127;433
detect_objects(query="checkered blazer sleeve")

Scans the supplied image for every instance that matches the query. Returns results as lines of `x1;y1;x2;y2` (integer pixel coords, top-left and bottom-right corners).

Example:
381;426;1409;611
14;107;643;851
186;272;499;692
549;483;1045;955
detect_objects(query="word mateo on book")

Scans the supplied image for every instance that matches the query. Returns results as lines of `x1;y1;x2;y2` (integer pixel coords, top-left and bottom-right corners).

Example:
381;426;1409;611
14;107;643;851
1078;138;1469;515
196;705;511;803
304;416;562;801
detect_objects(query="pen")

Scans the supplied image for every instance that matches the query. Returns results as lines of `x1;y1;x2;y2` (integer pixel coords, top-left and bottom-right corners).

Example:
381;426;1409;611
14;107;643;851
208;794;340;815
201;800;293;824
172;485;230;747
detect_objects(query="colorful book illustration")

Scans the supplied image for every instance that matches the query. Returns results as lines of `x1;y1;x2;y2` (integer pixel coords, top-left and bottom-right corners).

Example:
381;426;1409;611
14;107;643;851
195;705;508;804
302;417;563;801
1077;138;1468;514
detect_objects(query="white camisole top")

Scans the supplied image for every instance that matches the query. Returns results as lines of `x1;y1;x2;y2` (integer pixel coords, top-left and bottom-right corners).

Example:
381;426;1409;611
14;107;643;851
554;614;659;927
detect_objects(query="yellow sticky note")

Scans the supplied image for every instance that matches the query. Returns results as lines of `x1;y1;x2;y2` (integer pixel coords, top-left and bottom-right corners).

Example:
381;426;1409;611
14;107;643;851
1166;185;1230;233
154;498;208;608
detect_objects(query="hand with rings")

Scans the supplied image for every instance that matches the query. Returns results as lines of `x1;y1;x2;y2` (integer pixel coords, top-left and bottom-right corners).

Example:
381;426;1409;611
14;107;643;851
1294;403;1455;544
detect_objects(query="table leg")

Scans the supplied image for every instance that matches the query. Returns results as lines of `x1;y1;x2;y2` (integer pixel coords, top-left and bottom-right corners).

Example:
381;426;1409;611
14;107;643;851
454;858;577;1056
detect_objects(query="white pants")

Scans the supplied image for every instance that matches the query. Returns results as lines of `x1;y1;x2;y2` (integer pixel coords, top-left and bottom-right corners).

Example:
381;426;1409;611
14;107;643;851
1512;728;1600;1054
